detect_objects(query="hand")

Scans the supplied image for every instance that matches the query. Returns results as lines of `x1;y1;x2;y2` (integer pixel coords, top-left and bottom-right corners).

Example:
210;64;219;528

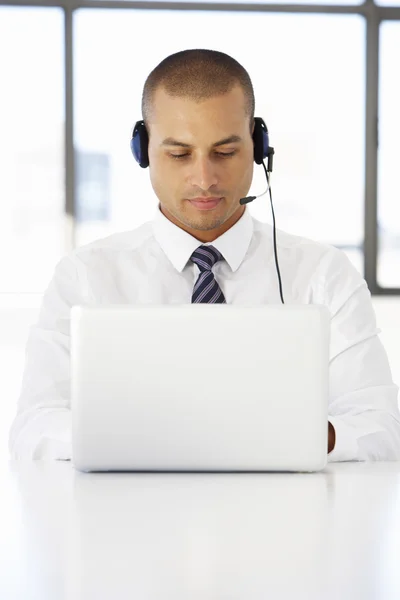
328;421;336;453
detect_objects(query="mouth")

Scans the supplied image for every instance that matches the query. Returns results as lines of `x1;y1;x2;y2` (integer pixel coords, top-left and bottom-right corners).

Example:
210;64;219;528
188;197;223;210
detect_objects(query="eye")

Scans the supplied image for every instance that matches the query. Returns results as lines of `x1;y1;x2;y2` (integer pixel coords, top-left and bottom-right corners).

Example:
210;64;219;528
169;154;189;160
169;151;236;160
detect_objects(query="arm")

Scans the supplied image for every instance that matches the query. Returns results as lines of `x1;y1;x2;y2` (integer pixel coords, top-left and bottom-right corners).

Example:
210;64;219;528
8;254;87;460
328;421;335;453
316;248;400;462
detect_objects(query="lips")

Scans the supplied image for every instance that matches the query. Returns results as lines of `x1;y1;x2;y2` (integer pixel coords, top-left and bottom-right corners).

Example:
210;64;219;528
189;197;222;210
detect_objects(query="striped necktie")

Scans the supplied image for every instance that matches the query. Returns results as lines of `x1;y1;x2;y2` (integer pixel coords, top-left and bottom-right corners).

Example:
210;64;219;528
190;245;226;304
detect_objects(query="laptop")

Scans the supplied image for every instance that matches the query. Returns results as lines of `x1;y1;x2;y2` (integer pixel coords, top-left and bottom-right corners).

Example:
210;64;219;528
70;304;330;473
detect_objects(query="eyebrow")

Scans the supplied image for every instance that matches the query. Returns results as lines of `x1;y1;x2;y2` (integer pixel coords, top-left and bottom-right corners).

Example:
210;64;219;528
161;134;243;148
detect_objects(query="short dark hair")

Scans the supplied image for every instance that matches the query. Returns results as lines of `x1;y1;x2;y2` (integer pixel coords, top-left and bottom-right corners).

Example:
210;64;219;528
141;48;255;134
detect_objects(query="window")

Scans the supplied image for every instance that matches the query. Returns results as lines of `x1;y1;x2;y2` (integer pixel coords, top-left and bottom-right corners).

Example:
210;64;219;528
376;0;400;5
96;0;363;4
0;7;65;294
74;9;365;274
377;20;400;288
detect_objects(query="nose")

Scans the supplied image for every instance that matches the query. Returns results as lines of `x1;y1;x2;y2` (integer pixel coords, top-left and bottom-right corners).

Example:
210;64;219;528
188;155;219;190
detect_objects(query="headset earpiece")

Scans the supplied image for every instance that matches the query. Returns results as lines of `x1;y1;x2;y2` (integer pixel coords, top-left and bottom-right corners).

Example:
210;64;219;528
130;120;149;168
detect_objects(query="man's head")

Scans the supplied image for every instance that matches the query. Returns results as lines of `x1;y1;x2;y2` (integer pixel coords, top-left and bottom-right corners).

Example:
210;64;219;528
141;49;256;242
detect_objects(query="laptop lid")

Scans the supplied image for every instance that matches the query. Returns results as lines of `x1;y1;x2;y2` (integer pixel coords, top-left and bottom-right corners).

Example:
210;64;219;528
71;304;330;473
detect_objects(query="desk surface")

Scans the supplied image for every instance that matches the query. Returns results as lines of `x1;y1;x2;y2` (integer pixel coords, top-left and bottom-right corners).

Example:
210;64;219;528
1;461;400;600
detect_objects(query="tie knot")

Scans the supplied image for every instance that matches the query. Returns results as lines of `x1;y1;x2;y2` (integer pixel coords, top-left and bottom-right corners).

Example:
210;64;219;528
190;245;223;272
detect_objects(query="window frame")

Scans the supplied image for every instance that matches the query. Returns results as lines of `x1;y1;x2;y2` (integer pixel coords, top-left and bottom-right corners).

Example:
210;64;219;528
2;0;400;293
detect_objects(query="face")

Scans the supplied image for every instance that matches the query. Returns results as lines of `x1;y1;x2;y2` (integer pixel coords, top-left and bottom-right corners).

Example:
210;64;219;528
147;84;255;242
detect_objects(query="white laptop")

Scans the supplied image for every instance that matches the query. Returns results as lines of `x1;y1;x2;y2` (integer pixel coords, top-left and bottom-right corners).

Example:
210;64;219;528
70;304;330;473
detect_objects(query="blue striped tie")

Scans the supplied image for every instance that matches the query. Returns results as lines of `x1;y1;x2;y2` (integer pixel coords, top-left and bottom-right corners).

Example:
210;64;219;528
190;245;226;304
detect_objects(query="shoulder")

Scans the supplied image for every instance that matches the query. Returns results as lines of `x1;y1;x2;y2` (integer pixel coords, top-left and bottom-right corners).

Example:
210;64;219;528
252;215;332;257
49;221;154;292
59;221;155;276
72;221;154;259
252;214;342;273
251;215;366;308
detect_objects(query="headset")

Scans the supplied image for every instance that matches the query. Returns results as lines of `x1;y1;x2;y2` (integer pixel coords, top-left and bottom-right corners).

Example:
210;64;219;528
130;116;284;304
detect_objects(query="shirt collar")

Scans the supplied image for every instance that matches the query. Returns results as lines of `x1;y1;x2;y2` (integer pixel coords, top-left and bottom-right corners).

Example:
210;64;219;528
152;203;254;273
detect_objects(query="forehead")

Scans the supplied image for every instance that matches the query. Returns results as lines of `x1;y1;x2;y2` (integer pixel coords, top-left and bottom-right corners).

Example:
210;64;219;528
149;85;248;133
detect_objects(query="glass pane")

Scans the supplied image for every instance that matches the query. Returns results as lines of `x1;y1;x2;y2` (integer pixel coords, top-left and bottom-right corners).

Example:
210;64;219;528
376;0;400;5
377;21;400;288
74;10;365;274
95;0;363;4
0;7;65;294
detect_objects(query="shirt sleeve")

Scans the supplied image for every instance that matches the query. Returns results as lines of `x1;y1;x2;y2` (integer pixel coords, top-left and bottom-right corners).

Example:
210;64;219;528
8;254;87;460
315;248;400;462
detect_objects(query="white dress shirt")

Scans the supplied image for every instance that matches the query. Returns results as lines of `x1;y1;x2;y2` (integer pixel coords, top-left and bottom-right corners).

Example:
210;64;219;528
8;204;400;462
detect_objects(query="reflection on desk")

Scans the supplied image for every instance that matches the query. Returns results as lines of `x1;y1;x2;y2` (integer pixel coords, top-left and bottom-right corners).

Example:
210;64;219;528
1;461;400;600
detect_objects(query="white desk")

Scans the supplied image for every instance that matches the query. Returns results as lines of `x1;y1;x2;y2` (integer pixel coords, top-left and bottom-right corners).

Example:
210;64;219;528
1;461;400;600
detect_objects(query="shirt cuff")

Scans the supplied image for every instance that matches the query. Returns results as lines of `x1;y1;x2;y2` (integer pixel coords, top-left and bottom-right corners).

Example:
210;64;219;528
9;409;72;460
327;415;360;462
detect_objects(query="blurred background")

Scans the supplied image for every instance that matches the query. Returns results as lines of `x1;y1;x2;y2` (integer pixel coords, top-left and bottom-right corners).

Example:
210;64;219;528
0;0;399;461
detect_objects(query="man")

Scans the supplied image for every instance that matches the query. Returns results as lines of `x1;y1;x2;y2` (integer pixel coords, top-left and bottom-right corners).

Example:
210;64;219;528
8;49;400;461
